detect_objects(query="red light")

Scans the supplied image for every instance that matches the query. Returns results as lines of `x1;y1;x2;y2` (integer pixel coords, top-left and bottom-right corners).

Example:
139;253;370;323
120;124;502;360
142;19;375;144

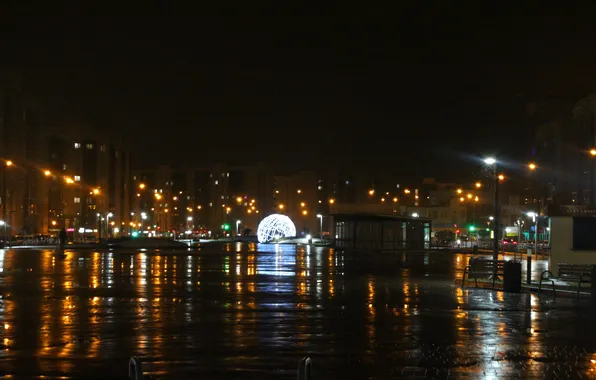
513;241;518;245
503;241;508;245
456;229;460;234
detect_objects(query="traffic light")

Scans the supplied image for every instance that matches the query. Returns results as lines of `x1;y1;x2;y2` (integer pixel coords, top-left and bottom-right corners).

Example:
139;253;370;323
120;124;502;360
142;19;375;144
222;223;231;231
469;225;475;231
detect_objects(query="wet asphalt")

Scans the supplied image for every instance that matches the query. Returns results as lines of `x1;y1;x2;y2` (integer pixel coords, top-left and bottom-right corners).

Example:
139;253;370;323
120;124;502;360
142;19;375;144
0;243;594;379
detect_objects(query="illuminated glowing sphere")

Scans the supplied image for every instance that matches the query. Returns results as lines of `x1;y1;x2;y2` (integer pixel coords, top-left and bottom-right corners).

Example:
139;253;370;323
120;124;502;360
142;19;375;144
257;214;296;243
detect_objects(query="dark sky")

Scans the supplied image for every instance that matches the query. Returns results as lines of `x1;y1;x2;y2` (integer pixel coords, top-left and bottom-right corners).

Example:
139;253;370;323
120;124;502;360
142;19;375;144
4;2;596;180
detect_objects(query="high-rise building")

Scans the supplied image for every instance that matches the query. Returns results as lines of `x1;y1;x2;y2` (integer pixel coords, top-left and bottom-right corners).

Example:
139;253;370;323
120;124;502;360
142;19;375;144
0;77;132;238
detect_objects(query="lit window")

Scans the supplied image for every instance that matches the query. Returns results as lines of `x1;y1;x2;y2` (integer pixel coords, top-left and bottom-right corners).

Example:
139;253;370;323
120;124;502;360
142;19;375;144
62;164;67;171
86;143;94;149
227;172;229;177
74;143;81;149
74;175;81;182
209;202;213;207
74;197;80;203
100;144;106;152
221;195;224;199
215;180;218;185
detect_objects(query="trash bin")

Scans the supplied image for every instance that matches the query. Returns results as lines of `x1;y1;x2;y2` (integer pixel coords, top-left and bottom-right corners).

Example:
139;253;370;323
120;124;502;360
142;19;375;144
503;261;522;293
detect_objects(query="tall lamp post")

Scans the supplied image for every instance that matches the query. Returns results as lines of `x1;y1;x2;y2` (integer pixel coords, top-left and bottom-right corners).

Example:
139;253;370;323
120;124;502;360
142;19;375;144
484;157;499;260
317;214;323;238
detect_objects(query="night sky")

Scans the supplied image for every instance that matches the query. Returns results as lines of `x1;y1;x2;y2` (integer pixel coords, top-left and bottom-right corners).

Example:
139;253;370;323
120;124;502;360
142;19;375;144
4;3;596;180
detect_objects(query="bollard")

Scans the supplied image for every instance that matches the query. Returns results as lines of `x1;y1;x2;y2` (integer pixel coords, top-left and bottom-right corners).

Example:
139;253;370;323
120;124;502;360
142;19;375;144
128;356;144;380
297;357;312;380
526;248;532;285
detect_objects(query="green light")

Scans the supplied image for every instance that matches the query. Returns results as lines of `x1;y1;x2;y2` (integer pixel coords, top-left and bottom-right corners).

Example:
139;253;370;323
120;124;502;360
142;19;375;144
131;231;139;237
486;228;490;231
469;226;475;231
222;224;231;231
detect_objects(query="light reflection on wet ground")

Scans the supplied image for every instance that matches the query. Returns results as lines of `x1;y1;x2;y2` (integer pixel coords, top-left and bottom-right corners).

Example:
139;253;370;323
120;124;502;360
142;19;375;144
0;244;594;379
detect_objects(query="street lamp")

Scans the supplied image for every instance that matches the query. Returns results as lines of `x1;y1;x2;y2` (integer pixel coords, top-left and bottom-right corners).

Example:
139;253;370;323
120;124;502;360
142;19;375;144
317;214;323;238
527;211;538;254
484;157;499;260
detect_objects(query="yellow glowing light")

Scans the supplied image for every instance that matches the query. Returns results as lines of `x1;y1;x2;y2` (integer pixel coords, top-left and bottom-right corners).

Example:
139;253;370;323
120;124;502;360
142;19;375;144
498;174;505;180
154;193;162;200
368;189;375;196
173;196;178;201
300;202;305;207
139;183;146;189
528;162;536;170
460;197;465;202
475;182;482;188
457;188;462;194
475;196;479;202
5;161;12;167
302;210;308;215
381;197;385;202
51;220;57;226
236;197;242;203
297;189;302;194
278;204;284;210
393;197;398;202
591;149;596;156
467;193;472;199
197;205;202;209
329;198;335;204
44;170;51;176
404;189;411;194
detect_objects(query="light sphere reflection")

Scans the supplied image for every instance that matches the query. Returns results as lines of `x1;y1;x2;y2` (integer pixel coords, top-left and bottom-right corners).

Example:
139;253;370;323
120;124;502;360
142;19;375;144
257;214;296;243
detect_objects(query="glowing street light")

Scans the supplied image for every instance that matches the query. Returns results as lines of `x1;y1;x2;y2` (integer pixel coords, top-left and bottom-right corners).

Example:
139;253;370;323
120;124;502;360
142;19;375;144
44;170;51;177
302;210;308;215
528;162;536;170
139;183;146;189
368;189;375;196
457;188;462;194
590;149;596;156
328;198;335;204
278;204;284;210
5;160;12;167
484;156;498;260
475;182;482;188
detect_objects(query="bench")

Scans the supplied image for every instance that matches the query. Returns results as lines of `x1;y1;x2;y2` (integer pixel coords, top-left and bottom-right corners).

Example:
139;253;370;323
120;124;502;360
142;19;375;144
539;263;595;298
462;258;507;288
